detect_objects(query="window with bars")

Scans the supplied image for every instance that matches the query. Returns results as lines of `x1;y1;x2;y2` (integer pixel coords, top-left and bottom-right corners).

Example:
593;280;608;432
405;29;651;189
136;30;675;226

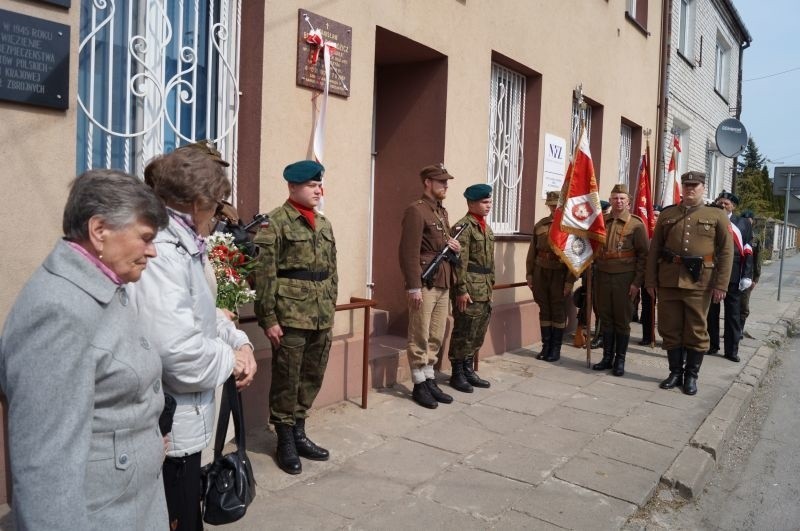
486;63;526;234
77;0;241;191
618;124;633;186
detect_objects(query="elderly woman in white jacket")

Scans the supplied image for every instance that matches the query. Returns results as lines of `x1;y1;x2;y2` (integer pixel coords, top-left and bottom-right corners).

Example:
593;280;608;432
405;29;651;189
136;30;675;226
134;147;257;531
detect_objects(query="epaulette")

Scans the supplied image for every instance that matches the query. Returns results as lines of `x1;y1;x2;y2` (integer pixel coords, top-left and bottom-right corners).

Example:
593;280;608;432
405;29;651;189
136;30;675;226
660;204;679;213
630;213;645;224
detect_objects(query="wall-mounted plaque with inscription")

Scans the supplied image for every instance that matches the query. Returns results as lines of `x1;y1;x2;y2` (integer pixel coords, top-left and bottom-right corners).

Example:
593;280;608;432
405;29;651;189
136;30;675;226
296;10;351;98
0;9;70;110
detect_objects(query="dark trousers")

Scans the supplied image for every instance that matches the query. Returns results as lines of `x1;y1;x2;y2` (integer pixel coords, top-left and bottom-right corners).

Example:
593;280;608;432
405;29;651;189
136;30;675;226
707;286;743;355
640;286;654;341
163;452;203;531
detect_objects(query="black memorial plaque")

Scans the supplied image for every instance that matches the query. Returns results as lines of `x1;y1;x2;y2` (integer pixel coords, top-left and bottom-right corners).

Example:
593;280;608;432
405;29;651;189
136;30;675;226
296;9;351;97
0;9;70;110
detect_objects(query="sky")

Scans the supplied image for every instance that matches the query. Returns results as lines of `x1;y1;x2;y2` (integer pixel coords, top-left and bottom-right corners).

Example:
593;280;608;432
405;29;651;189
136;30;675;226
736;0;800;171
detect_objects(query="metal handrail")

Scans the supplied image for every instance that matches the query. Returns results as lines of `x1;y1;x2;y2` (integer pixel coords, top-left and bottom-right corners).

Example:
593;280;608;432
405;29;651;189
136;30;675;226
238;297;377;409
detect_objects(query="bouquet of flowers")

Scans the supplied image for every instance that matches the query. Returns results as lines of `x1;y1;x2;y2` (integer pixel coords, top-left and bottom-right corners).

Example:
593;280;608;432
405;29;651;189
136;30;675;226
206;232;258;313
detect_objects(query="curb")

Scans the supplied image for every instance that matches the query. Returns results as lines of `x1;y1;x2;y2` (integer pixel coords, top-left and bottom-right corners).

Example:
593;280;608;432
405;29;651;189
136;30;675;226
661;300;800;498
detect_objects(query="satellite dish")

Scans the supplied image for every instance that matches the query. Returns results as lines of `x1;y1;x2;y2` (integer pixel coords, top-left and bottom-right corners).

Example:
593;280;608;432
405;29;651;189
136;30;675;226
715;118;748;158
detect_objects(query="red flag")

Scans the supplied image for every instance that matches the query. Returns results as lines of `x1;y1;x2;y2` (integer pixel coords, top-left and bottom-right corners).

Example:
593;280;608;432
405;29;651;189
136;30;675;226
667;135;681;205
549;126;606;277
633;147;655;237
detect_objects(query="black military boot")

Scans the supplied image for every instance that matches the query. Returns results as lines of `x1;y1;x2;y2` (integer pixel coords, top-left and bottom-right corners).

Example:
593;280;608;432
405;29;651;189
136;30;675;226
659;348;684;389
463;357;491;388
536;326;552;360
449;359;473;393
274;424;302;475
427;378;454;403
412;382;438;409
682;349;704;396
590;325;604;349
612;334;629;377
293;418;329;461
544;328;564;362
592;330;615;370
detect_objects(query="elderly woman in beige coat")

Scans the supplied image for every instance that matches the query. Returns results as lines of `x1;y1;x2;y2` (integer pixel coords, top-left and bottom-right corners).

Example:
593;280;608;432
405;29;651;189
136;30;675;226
0;170;170;529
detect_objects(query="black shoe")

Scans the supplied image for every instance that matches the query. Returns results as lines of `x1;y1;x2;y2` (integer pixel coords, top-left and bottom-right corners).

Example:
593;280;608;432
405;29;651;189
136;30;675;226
412;382;438;409
682;349;704;396
449;360;474;393
660;348;684;390
612;334;629;377
707;347;720;355
275;424;302;475
426;379;453;403
463;358;490;388
590;335;603;349
293;419;329;461
638;338;653;346
592;330;615;370
537;326;552;360
724;353;740;362
544;328;563;362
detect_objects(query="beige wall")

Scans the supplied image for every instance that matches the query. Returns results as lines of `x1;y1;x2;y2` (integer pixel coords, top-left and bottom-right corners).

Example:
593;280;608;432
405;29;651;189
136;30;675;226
0;2;79;324
259;0;663;320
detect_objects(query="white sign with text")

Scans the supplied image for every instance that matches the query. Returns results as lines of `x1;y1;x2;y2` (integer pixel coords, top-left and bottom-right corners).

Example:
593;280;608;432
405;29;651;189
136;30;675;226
542;133;567;198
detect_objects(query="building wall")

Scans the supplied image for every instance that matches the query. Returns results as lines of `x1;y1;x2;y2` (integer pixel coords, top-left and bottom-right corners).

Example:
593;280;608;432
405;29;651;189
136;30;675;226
665;0;744;199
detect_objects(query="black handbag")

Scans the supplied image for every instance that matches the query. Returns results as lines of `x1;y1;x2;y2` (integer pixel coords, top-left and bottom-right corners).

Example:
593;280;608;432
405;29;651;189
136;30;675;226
201;376;256;525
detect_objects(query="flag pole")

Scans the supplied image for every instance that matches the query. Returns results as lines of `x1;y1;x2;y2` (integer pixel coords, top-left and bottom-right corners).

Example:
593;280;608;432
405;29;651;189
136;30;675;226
645;134;657;348
576;88;593;369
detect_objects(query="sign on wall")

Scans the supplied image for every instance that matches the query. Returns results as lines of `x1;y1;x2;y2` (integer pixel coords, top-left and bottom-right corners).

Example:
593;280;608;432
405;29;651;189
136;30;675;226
296;9;351;97
542;133;567;198
0;9;70;110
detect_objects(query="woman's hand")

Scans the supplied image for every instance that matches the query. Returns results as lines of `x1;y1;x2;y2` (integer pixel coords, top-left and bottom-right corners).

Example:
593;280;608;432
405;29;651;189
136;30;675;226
233;345;257;389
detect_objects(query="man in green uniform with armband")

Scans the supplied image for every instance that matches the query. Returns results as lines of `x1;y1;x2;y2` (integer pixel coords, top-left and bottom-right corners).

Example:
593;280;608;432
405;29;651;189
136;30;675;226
254;160;338;475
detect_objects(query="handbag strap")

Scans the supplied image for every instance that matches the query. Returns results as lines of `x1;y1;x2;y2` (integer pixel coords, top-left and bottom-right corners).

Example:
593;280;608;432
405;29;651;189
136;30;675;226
212;376;248;458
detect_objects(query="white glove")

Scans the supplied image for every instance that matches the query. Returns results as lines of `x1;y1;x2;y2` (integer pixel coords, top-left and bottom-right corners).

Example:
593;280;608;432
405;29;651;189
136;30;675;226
739;278;753;291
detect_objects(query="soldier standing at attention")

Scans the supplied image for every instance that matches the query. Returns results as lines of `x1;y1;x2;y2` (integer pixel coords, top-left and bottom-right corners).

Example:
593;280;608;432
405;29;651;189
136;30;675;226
399;164;461;409
707;191;753;362
526;191;575;362
254;160;338;475
591;184;648;376
645;171;733;396
447;184;494;393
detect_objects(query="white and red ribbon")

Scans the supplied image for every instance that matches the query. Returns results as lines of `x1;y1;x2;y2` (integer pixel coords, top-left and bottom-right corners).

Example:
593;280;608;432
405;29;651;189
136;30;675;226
304;25;337;164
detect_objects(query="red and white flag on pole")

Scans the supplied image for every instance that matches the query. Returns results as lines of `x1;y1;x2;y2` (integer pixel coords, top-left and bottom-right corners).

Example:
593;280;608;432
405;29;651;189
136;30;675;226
666;135;682;205
549;125;606;277
633;145;655;237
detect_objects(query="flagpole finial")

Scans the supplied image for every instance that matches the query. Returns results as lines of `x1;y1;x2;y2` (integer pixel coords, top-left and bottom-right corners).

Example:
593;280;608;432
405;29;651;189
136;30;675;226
574;84;587;110
643;128;652;138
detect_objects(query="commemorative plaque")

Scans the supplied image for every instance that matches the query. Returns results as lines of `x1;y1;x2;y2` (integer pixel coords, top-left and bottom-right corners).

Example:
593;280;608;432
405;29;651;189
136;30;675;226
296;9;351;97
0;9;70;110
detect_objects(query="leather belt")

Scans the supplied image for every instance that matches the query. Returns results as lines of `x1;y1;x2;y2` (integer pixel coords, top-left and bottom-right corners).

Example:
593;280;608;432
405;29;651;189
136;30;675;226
277;269;330;281
600;250;636;259
537;251;558;260
661;252;714;264
467;264;492;274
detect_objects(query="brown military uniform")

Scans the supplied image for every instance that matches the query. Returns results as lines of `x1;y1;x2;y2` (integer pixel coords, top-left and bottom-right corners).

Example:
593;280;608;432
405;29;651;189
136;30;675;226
595;210;648;334
526;215;575;328
645;203;733;351
399;195;453;290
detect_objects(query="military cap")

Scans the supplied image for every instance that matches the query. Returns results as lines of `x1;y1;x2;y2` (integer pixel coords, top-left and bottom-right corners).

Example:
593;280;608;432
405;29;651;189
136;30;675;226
740;210;755;219
716;190;740;205
681;171;706;184
283;160;324;183
600;200;611;211
545;191;560;206
610;183;629;195
420;163;454;181
464;184;492;201
175;140;230;167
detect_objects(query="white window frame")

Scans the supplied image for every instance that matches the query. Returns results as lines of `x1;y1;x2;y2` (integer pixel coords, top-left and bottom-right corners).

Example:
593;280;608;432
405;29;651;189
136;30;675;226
77;0;242;195
678;0;695;58
706;151;724;199
486;63;526;234
714;34;731;95
618;124;633;186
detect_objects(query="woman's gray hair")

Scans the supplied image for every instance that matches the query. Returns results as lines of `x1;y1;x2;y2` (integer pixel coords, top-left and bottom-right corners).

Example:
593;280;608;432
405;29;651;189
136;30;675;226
63;169;168;241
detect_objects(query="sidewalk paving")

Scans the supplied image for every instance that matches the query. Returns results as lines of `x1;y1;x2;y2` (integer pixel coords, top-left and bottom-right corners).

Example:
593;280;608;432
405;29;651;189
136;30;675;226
224;253;800;530
1;256;797;530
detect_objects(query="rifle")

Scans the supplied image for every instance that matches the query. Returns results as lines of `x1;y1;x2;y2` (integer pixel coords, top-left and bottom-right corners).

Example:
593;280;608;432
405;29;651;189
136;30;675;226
421;224;467;287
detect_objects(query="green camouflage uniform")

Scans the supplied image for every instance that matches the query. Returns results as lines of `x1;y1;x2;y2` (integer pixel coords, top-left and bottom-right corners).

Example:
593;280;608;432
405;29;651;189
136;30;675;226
448;214;495;362
254;201;338;426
